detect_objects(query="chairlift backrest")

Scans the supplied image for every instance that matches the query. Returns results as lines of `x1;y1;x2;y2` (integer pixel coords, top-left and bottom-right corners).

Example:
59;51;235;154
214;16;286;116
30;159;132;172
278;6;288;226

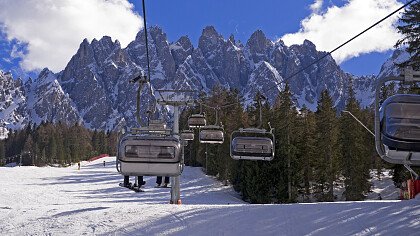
188;114;206;128
380;94;420;151
375;69;420;166
116;134;182;176
180;130;194;141
148;119;166;130
230;128;274;161
199;125;224;144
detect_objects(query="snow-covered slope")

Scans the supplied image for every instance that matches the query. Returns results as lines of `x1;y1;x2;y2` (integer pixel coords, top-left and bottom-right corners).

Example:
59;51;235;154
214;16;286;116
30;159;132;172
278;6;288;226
0;157;418;235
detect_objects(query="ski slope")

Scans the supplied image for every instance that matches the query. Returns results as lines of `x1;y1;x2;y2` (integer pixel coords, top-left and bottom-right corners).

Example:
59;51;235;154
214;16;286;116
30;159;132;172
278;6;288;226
0;157;419;235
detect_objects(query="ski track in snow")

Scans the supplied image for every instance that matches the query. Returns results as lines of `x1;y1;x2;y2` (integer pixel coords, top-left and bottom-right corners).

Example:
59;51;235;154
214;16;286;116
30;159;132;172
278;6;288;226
0;157;419;235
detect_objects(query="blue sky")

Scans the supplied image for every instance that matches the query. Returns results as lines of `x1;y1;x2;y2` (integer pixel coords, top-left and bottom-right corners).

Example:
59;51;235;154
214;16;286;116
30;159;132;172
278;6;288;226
127;0;395;76
0;0;405;79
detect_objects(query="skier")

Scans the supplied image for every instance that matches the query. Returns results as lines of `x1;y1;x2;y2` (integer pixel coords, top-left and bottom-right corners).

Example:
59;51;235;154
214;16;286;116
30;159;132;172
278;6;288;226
103;161;106;167
77;162;80;170
156;176;170;188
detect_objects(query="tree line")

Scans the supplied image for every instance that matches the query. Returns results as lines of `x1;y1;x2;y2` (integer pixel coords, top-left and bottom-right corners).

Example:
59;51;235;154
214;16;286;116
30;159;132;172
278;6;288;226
181;81;419;203
0;122;117;166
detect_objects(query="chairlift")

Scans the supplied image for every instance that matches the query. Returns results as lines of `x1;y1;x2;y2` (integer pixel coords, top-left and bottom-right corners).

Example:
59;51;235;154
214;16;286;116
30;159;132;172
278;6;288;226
116;73;183;177
230;93;275;161
230;128;274;161
148;119;168;133
199;125;224;144
198;106;224;144
188;114;206;128
180;129;194;141
117;133;182;177
375;67;420;166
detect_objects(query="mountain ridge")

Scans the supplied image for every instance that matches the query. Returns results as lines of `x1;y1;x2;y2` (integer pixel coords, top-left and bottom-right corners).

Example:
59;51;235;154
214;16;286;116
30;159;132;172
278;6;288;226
0;26;406;132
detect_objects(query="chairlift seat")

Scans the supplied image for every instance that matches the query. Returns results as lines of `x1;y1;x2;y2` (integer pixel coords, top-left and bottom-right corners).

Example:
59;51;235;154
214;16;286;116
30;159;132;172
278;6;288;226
180;130;194;141
148;119;167;131
188;114;206;128
381;94;420;152
230;128;274;161
117;134;182;176
199;125;224;144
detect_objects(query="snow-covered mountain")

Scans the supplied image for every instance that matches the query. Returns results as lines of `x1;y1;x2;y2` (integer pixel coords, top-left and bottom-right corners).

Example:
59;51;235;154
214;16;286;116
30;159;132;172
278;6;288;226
0;70;26;130
0;26;409;131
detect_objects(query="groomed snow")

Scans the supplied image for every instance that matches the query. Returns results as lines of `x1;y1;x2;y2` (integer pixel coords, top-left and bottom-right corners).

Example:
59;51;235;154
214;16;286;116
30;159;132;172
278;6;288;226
0;156;419;235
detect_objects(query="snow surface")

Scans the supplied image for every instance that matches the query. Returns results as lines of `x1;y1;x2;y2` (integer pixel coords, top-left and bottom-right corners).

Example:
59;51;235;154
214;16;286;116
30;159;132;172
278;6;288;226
0;157;419;235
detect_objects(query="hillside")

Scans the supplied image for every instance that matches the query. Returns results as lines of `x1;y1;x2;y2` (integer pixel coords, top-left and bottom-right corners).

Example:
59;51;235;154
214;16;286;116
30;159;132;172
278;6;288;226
0;157;418;235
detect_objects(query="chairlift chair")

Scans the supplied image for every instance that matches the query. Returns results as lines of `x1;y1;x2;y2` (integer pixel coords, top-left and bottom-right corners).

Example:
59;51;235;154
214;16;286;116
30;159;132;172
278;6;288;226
375;67;420;166
180;129;194;141
116;133;182;177
148;119;166;131
230;128;275;161
188;114;206;128
199;125;224;144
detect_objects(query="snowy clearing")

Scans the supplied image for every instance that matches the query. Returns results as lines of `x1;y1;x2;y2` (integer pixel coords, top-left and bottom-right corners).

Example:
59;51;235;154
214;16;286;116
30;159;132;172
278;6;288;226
0;157;419;235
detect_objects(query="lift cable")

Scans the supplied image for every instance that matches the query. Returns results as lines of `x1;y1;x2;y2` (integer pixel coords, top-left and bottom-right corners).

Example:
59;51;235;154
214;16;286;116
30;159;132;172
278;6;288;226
198;0;418;110
141;0;166;115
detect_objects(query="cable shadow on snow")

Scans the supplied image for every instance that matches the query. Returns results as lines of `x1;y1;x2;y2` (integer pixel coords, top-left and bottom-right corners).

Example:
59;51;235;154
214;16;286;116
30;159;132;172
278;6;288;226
50;207;110;218
111;201;420;236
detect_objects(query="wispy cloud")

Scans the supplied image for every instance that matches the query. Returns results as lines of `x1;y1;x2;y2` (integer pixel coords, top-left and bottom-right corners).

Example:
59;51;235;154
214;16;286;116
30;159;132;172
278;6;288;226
0;0;143;72
281;0;403;64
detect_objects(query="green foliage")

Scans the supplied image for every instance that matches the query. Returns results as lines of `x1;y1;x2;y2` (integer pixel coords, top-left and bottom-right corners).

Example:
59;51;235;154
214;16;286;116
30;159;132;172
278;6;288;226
3;122;117;166
179;85;398;204
313;90;340;202
396;2;420;69
340;82;371;201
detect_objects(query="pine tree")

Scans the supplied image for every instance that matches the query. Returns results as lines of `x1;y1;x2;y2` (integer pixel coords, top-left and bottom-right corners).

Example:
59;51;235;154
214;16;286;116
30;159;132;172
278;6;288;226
314;90;340;201
272;84;300;202
23;134;35;165
0;141;5;166
297;106;316;201
340;82;371;201
48;135;57;163
395;1;420;69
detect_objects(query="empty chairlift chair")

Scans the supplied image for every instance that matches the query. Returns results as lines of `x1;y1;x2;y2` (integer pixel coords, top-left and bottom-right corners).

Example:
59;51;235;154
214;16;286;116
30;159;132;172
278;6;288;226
379;94;420;165
117;134;182;177
230;128;274;161
188;114;206;128
180;129;194;141
375;67;420;166
148;119;167;132
199;125;224;144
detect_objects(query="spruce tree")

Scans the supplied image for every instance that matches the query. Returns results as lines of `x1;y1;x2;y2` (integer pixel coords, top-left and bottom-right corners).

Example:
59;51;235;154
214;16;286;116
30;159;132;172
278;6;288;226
48;136;57;163
314;90;340;201
273;84;299;202
0;141;5;166
340;82;371;201
297;106;316;201
395;1;420;69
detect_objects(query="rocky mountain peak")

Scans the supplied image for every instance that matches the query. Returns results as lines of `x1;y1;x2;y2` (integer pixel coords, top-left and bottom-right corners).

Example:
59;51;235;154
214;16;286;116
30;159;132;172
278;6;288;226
0;26;395;132
201;26;221;39
303;39;316;49
171;36;194;69
247;30;272;50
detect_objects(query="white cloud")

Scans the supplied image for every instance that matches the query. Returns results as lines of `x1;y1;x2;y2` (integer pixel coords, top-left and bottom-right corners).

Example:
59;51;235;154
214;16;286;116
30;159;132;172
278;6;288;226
310;0;324;14
0;0;143;72
281;0;403;64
